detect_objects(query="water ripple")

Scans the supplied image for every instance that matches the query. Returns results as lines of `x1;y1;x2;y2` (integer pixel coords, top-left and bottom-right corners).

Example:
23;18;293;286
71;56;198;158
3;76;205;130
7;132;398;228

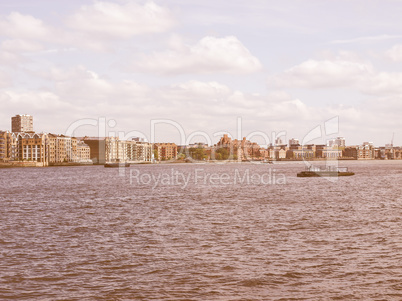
1;162;402;300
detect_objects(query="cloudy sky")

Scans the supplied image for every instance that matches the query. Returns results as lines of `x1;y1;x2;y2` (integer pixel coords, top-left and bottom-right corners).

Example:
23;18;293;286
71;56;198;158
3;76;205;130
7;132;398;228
1;0;402;146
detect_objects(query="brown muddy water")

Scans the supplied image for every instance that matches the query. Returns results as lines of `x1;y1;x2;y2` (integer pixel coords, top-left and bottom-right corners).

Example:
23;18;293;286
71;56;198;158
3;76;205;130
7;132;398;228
1;161;402;300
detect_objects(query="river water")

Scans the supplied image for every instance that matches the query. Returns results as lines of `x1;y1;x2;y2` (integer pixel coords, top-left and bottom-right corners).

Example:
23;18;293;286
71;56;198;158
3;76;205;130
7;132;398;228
1;161;402;300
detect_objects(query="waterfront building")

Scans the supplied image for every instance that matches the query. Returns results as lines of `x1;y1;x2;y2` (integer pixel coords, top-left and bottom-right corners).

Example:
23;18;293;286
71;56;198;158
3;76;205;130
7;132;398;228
1;132;48;164
384;144;398;160
83;137;105;163
215;134;263;161
286;143;301;159
374;146;401;160
126;140;137;162
83;137;122;163
268;146;276;160
48;134;68;163
136;141;152;162
277;148;287;159
343;143;375;160
313;145;325;158
9;133;19;161
48;134;57;163
286;144;314;160
11;114;33;133
289;138;300;146
125;139;152;162
215;134;238;160
393;147;402;159
75;140;91;163
87;137;122;163
358;142;375;159
0;131;11;161
19;132;48;164
105;137;119;162
344;146;358;159
322;146;342;159
72;138;77;161
275;137;286;146
328;137;346;149
267;145;287;160
84;137;152;163
292;148;315;159
0;131;49;166
46;134;91;164
124;138;152;162
258;148;269;160
154;143;178;161
2;115;92;165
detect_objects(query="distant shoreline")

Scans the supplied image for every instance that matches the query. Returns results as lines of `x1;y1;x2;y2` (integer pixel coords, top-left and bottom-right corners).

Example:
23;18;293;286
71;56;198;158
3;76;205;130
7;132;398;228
1;158;399;169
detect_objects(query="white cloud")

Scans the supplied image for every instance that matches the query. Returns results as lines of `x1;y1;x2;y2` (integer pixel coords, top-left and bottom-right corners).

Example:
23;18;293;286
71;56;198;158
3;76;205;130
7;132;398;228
0;13;51;63
66;1;175;39
385;44;402;62
0;12;52;40
35;66;151;105
4;90;72;113
361;72;402;95
37;65;101;82
1;64;316;138
166;80;232;101
0;2;176;53
271;59;373;89
271;58;402;97
130;35;262;75
0;71;12;88
330;34;402;44
0;39;45;67
3;66;402;146
1;39;43;52
0;50;23;66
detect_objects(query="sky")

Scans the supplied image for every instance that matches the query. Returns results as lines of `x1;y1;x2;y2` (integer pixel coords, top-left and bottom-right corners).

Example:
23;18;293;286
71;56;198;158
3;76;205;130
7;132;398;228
1;0;402;146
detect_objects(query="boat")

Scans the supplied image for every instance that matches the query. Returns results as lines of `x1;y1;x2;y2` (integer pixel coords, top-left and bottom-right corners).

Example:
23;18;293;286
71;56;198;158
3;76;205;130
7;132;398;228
104;162;130;168
297;165;354;177
262;159;274;164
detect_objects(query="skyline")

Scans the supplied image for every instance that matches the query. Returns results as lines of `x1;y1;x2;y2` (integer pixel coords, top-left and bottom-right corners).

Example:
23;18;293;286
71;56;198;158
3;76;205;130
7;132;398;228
1;1;402;145
1;114;395;150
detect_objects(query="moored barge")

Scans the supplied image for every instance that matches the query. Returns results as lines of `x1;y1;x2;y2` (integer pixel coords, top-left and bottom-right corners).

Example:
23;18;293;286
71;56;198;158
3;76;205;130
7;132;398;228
297;166;354;177
104;162;130;168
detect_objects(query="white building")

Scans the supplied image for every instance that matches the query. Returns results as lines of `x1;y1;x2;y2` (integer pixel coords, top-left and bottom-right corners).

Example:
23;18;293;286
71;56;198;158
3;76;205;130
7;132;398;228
11;114;33;133
289;138;300;146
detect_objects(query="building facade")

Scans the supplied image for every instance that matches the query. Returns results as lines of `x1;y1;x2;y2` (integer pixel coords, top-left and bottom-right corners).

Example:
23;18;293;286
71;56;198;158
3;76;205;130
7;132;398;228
358;142;375;159
0;131;11;161
75;141;91;163
126;140;152;162
329;137;346;149
11;114;33;133
136;141;152;162
154;143;178;161
215;134;264;161
84;137;152;163
20;133;48;163
289;138;300;146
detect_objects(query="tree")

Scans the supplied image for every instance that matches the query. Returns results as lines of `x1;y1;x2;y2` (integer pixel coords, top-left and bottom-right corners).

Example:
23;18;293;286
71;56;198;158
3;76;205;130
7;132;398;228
215;147;230;160
188;147;207;161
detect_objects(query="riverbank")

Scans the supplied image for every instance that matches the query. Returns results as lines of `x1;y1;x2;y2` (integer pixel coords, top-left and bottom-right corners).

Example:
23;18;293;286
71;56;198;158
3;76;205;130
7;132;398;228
0;161;46;168
0;162;94;168
0;157;394;168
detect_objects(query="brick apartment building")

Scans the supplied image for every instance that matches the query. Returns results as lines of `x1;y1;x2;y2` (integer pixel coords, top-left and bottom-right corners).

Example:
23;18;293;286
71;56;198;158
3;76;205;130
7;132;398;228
154;143;178;161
